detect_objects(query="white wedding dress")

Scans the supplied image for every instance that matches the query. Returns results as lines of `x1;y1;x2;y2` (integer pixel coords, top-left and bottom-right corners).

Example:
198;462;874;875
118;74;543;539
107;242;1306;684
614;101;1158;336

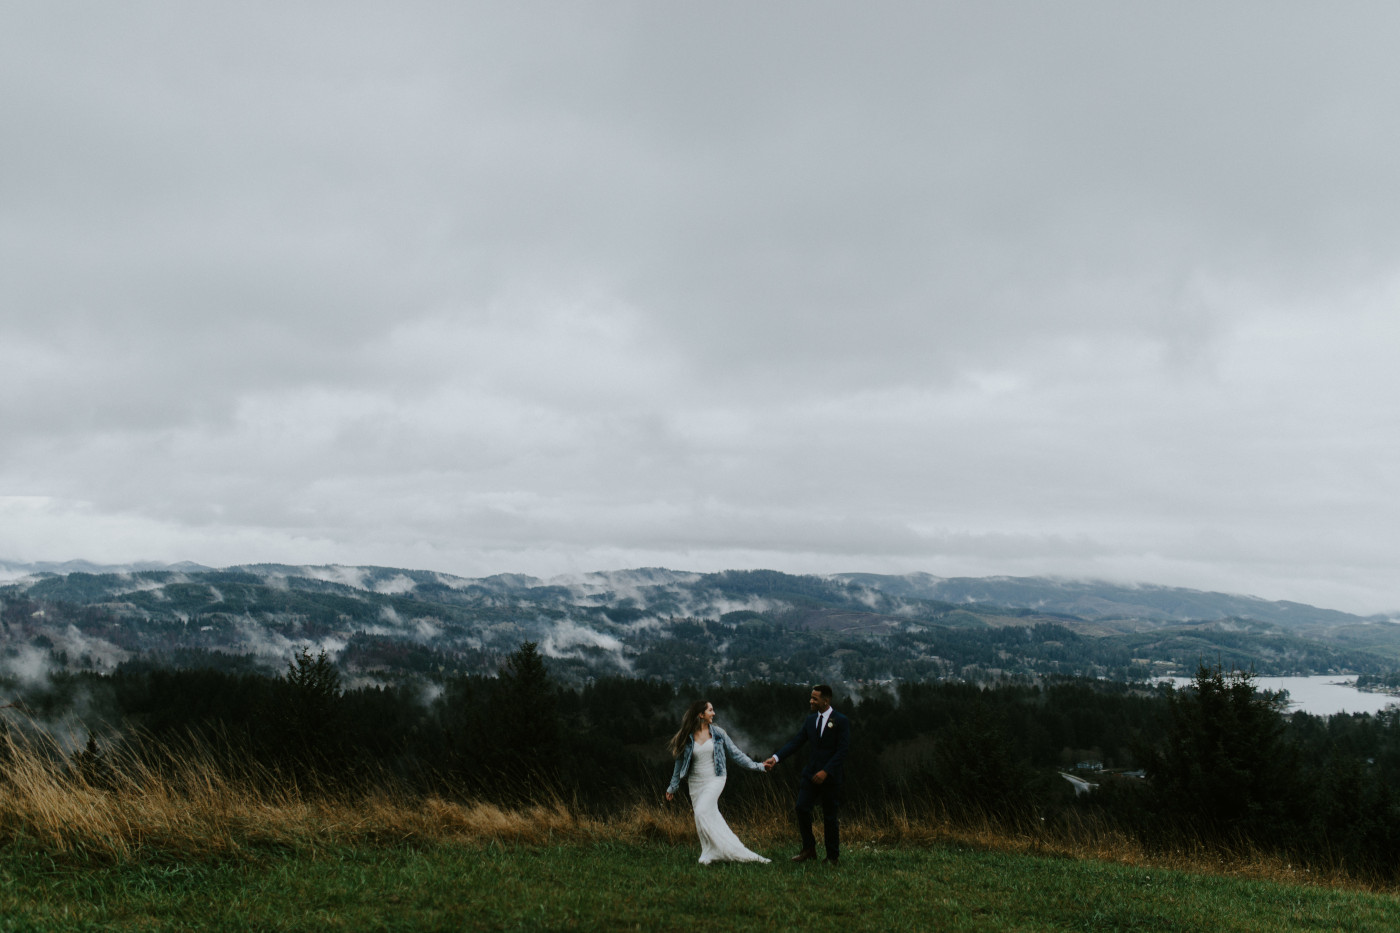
688;738;770;864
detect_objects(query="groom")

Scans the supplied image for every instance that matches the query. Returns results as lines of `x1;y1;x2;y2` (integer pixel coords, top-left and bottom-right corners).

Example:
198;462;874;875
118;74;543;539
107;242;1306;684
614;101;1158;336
764;683;850;865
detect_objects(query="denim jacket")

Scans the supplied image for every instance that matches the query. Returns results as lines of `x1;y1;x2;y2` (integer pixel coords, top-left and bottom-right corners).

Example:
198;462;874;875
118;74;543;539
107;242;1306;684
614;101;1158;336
667;724;765;794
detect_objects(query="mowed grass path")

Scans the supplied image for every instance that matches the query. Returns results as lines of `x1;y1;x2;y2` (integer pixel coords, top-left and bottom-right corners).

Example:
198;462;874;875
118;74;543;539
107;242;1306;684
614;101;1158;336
3;841;1398;932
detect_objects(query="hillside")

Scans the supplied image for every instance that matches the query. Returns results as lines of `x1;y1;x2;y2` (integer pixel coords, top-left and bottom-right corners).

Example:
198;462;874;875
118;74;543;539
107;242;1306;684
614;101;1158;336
4;563;1400;685
839;573;1393;635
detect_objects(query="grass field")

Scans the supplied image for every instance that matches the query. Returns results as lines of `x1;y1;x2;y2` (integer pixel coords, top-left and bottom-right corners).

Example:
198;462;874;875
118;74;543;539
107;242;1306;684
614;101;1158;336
5;732;1400;931
4;841;1400;932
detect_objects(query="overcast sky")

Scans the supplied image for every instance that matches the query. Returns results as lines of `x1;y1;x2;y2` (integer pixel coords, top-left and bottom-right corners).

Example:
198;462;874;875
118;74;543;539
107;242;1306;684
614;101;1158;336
3;3;1400;613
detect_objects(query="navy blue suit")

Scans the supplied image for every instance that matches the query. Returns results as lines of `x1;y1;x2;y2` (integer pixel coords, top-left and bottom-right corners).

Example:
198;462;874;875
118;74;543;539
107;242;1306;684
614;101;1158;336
775;708;850;860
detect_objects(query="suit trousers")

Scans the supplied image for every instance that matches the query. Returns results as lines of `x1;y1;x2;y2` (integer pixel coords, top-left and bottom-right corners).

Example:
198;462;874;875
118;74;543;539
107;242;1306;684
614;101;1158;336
794;776;841;859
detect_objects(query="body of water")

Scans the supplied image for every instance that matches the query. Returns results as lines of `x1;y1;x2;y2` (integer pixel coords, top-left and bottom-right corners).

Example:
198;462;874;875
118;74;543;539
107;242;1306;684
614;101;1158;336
1159;674;1398;717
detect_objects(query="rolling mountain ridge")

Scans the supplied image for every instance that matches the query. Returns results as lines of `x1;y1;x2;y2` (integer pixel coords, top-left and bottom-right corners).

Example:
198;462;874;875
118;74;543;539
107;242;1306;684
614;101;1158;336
3;562;1398;686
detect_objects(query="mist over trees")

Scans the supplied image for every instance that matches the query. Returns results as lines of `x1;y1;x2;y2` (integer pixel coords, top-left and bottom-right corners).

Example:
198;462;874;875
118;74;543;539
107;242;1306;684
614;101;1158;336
4;566;1398;693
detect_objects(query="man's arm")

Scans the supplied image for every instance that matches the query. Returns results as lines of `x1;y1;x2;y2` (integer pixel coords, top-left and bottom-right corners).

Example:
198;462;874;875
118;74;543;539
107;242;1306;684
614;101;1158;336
770;722;809;770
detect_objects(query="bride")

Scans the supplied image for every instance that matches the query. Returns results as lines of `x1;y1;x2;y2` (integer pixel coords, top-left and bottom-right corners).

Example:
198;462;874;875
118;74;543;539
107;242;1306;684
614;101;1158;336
665;700;770;864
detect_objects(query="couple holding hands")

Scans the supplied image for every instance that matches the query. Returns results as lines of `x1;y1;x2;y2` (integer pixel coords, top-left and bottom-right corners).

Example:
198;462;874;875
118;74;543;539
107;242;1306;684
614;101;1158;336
665;684;849;865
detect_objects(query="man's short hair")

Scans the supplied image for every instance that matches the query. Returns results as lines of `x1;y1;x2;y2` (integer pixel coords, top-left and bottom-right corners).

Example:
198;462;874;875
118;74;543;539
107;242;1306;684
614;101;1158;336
813;683;833;699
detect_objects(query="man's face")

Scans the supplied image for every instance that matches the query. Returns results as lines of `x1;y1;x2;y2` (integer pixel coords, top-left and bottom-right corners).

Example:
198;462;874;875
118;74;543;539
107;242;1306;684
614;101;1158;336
809;689;830;713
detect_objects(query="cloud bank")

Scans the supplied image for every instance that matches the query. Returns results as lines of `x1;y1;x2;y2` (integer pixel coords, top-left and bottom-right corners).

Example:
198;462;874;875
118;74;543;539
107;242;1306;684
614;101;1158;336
3;4;1400;613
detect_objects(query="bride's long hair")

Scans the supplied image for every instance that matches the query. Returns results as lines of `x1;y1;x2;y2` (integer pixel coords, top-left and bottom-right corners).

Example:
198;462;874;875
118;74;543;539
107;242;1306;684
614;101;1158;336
669;699;712;759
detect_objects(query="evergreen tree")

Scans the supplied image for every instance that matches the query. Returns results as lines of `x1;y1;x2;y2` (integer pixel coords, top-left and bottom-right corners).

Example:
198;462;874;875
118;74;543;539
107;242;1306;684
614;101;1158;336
491;641;561;793
1142;662;1302;843
277;647;345;779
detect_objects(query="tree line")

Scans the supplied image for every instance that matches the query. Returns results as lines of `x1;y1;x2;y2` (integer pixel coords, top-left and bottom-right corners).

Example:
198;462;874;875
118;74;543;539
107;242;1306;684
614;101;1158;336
5;645;1400;879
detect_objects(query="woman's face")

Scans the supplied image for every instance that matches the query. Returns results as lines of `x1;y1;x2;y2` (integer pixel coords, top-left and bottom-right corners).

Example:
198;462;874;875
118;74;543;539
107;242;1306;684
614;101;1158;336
701;703;715;724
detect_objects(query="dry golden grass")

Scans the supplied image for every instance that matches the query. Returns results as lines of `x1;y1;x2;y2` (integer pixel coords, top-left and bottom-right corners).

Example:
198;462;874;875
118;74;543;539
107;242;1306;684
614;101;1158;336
0;729;700;861
0;729;1385;893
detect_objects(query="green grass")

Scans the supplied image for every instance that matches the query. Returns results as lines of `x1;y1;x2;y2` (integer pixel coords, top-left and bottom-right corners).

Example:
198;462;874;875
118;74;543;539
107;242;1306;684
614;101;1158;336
3;841;1398;932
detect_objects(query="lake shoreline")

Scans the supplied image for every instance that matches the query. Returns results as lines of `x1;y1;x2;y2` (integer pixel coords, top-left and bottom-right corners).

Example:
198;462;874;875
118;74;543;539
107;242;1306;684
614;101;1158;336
1158;674;1400;717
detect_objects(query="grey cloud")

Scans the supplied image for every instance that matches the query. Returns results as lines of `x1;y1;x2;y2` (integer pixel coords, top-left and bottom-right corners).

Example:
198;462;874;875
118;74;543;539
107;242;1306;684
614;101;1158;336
3;4;1400;613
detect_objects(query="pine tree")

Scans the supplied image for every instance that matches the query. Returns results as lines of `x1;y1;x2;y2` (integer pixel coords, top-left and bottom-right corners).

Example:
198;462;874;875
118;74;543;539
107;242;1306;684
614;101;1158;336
277;647;345;778
492;641;561;792
1143;662;1302;843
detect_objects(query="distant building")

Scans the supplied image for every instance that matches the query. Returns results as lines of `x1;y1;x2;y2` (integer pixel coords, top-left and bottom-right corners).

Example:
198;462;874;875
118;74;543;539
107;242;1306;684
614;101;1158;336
1059;772;1098;796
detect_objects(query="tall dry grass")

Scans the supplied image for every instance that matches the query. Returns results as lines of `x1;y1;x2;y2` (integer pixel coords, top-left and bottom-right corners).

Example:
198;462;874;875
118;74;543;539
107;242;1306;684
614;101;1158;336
0;728;1385;892
0;728;700;861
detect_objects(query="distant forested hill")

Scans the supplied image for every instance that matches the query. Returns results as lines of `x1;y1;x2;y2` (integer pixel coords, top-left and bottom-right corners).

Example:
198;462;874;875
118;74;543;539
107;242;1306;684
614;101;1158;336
4;563;1400;686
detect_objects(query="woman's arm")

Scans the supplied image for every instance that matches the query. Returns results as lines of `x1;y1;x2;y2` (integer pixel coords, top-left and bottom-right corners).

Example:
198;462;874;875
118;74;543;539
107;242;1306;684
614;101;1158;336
666;754;686;796
716;728;765;772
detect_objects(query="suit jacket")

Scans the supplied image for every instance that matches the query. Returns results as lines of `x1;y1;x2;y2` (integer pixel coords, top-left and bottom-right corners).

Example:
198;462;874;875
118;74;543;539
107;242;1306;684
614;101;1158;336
775;708;850;783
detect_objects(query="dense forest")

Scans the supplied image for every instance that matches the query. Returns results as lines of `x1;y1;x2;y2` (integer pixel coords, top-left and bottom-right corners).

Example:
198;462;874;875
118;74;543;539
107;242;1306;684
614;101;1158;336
5;644;1400;879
